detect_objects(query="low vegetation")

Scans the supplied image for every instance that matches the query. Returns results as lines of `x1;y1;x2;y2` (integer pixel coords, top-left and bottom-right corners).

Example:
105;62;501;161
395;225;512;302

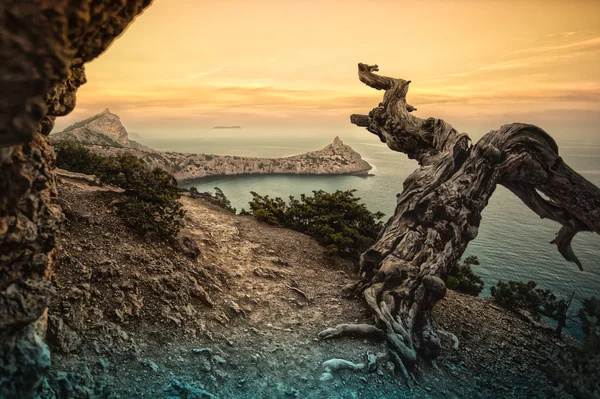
54;141;185;241
189;186;237;214
240;189;384;259
446;255;484;296
491;280;574;336
559;297;600;398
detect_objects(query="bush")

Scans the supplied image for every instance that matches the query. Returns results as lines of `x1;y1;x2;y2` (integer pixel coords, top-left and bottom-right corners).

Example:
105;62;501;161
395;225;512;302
446;256;484;296
244;190;384;259
213;187;236;213
54;140;104;175
187;186;236;214
491;280;573;335
555;297;600;398
54;141;185;241
189;186;200;198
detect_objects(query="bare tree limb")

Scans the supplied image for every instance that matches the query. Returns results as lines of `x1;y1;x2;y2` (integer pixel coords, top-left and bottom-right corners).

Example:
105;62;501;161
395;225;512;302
323;63;600;373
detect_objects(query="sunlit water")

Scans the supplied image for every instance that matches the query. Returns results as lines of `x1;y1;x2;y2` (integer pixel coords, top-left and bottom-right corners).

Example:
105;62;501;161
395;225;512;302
141;129;600;338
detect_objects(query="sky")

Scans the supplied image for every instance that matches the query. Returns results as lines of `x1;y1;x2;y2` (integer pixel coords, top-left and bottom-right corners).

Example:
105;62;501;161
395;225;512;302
53;0;600;141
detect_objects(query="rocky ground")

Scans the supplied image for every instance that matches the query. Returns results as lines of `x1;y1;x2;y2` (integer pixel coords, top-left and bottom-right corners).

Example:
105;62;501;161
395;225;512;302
42;174;578;399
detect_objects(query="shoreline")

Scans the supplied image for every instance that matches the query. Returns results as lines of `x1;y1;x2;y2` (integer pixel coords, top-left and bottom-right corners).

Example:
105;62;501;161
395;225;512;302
178;170;374;185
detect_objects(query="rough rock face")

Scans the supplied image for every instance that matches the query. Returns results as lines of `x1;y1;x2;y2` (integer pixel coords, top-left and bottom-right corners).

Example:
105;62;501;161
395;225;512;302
51;108;153;151
0;1;152;398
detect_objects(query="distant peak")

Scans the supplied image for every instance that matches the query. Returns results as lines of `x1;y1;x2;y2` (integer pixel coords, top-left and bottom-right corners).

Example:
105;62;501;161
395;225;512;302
333;136;343;145
102;108;111;114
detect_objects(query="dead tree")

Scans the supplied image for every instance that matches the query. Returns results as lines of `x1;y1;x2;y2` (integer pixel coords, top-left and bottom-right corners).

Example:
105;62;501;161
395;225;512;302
320;63;600;376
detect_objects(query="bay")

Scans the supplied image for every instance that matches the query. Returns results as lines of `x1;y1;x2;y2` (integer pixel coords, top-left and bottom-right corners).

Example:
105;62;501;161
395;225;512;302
143;129;600;338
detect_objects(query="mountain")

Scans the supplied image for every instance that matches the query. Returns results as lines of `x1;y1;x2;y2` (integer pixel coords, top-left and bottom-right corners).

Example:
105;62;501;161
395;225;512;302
51;111;372;181
51;108;154;152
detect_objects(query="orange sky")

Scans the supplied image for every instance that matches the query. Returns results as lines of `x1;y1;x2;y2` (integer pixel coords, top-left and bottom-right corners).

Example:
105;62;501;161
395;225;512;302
54;0;600;140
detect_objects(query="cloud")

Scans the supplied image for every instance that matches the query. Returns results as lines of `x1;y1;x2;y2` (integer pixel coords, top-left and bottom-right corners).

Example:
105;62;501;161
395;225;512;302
187;66;225;79
423;32;600;84
513;36;600;55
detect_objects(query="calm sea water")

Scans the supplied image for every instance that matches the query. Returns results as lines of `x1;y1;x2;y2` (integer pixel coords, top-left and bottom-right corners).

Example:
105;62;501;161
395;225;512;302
142;129;600;338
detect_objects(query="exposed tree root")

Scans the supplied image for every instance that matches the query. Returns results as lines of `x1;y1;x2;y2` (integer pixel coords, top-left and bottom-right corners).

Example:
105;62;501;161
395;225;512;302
318;324;383;340
438;329;460;350
320;359;365;381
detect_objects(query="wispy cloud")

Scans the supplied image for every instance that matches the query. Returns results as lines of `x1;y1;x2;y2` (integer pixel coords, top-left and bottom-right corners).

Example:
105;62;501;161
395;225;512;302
187;66;226;79
513;36;600;55
424;32;600;83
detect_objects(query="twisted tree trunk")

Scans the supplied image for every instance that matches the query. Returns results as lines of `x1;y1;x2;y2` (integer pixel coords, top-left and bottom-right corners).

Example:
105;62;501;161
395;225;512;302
321;63;600;377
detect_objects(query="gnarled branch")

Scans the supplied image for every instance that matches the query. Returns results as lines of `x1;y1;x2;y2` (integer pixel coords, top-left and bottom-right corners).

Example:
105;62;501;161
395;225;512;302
336;63;600;372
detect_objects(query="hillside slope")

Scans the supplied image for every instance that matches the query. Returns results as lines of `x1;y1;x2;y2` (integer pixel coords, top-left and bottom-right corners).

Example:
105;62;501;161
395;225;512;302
41;173;575;399
51;108;155;152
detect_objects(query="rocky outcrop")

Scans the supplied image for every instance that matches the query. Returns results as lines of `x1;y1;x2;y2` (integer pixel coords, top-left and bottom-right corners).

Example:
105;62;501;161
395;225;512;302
0;1;152;398
51;111;372;180
51;108;154;152
87;135;372;181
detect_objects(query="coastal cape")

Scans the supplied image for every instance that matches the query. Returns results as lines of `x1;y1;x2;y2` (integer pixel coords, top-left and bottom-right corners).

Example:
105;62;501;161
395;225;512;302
50;110;372;181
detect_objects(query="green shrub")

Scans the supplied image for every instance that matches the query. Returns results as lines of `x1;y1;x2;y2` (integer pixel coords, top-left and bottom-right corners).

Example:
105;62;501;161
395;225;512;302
491;280;573;335
446;255;484;296
54;141;185;241
54;140;104;175
187;186;236;214
116;198;184;241
213;187;236;213
245;189;384;259
555;297;600;398
189;187;200;198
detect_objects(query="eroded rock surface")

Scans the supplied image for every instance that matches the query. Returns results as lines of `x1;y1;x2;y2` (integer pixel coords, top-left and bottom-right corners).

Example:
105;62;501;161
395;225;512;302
0;1;152;397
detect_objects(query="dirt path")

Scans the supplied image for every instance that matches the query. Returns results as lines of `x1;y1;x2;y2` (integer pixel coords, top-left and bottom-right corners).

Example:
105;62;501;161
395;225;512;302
44;176;573;399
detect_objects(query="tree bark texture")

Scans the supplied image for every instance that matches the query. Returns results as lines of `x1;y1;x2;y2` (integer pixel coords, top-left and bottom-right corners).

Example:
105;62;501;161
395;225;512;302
346;63;600;369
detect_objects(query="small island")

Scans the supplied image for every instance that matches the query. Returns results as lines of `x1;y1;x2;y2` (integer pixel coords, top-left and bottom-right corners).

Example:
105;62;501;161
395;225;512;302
212;126;241;129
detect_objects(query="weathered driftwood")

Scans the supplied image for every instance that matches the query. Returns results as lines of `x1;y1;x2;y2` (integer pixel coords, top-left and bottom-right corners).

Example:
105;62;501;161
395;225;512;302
321;63;600;372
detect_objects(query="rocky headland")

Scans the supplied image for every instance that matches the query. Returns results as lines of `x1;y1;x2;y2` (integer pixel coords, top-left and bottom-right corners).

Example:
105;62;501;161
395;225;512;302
50;111;372;181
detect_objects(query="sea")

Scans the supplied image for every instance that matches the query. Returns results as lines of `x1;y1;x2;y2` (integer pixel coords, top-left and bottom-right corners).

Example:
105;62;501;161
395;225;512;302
141;128;600;338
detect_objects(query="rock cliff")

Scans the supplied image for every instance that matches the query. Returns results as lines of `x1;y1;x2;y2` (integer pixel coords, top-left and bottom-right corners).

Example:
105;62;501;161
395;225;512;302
50;111;372;180
51;109;153;152
88;136;372;181
0;2;152;398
